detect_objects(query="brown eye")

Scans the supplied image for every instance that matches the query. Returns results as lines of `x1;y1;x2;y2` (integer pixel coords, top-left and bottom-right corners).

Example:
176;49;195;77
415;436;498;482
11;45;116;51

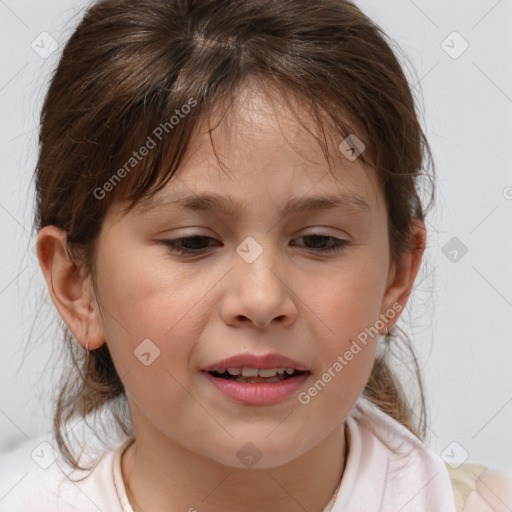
162;236;219;254
291;234;349;253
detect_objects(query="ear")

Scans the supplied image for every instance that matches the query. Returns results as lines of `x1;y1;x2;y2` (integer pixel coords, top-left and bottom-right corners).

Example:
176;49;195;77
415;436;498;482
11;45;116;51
379;218;426;333
36;225;105;350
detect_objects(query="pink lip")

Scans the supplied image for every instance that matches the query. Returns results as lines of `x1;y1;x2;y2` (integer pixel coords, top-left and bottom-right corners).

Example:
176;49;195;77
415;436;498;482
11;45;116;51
201;353;309;372
202;371;310;405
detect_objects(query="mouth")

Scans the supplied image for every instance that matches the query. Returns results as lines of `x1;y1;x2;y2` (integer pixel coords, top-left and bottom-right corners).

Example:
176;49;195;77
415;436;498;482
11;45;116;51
205;367;310;384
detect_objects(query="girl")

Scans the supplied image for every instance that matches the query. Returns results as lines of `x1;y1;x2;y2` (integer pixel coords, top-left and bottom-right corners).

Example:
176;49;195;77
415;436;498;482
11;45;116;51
0;0;510;511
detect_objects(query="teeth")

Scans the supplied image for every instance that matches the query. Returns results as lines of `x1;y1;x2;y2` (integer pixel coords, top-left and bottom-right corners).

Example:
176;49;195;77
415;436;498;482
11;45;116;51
241;367;259;377
258;368;277;377
223;367;297;377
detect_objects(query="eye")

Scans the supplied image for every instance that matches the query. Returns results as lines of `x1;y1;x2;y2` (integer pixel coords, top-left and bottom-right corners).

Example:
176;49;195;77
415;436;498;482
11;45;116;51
291;233;349;253
161;235;218;255
161;233;349;255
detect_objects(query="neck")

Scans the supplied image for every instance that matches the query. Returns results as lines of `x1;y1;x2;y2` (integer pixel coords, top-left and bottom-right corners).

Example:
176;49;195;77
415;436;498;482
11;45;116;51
121;420;348;512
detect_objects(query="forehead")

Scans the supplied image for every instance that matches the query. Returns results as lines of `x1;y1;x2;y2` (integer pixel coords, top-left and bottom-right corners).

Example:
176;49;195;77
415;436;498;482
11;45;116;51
130;81;383;220
137;189;373;220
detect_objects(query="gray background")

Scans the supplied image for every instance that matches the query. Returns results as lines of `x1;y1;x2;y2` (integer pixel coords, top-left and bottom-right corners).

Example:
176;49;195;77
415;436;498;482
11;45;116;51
0;0;511;471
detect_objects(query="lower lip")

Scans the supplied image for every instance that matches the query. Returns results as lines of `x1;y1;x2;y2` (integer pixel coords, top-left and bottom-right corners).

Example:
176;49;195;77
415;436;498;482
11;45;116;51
202;371;310;405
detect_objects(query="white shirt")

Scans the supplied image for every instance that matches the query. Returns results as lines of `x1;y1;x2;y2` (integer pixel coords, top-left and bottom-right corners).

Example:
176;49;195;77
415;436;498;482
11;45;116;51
331;397;456;511
0;397;459;511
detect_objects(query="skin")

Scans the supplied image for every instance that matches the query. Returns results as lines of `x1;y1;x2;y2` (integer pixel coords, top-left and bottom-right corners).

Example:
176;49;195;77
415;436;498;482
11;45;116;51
37;82;426;512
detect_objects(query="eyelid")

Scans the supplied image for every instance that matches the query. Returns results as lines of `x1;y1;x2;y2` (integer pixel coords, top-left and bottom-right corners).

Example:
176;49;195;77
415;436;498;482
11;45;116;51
161;224;348;236
159;230;351;256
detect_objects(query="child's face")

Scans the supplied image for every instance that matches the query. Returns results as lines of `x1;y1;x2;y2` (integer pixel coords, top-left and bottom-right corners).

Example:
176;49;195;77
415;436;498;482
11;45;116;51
81;85;411;468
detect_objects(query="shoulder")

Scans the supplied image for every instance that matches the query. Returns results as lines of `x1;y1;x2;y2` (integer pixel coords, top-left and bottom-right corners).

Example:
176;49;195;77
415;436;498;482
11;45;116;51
446;462;512;512
351;396;450;475
350;397;512;512
0;431;131;512
344;397;456;511
0;432;72;511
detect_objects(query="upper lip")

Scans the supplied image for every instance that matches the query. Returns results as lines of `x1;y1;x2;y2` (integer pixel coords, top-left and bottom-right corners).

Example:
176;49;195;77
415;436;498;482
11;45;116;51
202;353;309;372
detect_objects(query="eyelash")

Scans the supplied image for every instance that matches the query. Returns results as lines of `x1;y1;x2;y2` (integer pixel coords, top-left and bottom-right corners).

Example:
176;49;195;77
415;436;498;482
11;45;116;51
161;233;350;255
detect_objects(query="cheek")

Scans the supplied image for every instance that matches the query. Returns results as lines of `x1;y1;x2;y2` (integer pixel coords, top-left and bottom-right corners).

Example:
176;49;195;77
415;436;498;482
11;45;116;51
96;240;208;332
294;332;376;450
304;256;388;337
298;257;385;391
93;250;211;385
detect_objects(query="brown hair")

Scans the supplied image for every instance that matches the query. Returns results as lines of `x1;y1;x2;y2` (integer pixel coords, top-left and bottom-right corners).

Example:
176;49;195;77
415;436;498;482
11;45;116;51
32;0;435;471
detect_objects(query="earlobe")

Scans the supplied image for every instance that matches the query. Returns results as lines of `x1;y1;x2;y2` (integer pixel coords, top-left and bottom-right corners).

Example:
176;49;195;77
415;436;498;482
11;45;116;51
36;225;105;351
380;218;427;332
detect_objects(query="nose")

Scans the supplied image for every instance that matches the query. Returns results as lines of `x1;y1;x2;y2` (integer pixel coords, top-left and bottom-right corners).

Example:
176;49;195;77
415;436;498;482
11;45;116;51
220;244;298;329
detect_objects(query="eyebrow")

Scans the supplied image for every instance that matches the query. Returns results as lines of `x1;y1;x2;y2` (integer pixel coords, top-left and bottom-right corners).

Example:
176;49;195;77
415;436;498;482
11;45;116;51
138;191;372;217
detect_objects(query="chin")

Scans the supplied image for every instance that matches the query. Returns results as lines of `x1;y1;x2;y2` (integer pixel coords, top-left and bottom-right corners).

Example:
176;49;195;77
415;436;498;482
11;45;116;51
207;437;310;470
